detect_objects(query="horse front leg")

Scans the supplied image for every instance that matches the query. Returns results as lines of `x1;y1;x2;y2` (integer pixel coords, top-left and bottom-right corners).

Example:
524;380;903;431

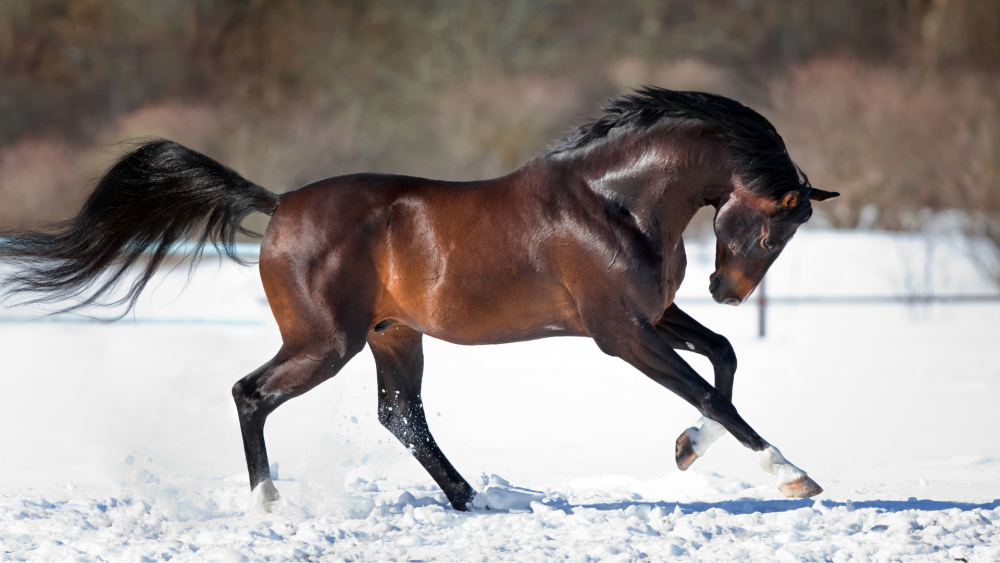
593;319;822;498
655;303;736;470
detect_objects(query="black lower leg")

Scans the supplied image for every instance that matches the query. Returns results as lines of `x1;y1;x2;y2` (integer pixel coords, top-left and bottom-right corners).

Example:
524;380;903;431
378;401;476;509
619;321;768;451
231;347;362;492
232;363;282;490
370;327;476;510
699;394;767;451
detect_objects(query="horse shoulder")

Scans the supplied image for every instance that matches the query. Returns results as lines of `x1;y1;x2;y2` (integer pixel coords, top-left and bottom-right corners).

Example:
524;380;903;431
549;198;679;325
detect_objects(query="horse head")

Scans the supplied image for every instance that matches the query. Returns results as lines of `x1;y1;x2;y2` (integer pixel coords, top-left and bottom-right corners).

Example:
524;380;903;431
709;186;839;305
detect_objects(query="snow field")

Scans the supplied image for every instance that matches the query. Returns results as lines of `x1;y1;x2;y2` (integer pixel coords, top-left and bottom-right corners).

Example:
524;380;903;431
0;230;998;561
2;478;998;561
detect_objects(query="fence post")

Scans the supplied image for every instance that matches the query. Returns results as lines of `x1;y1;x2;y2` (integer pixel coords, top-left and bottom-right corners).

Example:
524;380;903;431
757;276;767;338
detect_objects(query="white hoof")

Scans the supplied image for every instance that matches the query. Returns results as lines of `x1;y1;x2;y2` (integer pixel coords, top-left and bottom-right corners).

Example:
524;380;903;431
688;417;728;457
250;478;280;513
752;445;823;497
779;476;824;498
676;417;728;470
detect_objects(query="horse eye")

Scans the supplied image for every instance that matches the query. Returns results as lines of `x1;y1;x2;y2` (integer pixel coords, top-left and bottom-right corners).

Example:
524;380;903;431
761;238;774;250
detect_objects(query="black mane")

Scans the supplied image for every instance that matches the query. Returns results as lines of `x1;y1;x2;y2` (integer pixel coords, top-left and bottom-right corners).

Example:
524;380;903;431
547;87;813;223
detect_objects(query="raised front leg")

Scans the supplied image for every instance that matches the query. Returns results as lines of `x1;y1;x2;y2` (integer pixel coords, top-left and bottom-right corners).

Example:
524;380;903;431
368;325;477;510
593;318;822;498
656;303;736;398
655;303;737;470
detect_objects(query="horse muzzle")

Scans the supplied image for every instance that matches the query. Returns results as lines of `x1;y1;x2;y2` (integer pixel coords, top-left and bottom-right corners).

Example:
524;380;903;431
709;272;751;306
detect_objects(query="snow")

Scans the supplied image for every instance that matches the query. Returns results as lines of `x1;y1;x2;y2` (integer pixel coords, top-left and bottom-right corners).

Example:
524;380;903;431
250;479;280;514
471;475;545;511
1;230;998;561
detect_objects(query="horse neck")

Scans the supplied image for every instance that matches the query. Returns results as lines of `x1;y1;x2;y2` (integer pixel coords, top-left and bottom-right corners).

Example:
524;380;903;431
549;125;734;242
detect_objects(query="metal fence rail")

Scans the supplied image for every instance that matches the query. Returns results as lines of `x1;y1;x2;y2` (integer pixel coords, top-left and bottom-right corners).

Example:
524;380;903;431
751;278;1000;337
674;278;1000;338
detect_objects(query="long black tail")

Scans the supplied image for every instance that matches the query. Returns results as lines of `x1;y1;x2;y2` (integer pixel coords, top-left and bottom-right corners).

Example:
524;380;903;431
0;139;279;316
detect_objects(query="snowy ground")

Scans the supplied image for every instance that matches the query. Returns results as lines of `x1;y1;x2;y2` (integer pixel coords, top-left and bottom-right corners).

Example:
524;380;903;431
1;230;998;561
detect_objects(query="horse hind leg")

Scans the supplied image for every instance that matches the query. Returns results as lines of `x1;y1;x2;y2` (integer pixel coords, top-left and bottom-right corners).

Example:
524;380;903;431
232;337;366;512
236;219;380;511
368;325;476;510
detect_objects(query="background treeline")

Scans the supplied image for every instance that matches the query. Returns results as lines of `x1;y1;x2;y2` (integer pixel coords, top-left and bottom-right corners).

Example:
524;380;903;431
1;0;998;272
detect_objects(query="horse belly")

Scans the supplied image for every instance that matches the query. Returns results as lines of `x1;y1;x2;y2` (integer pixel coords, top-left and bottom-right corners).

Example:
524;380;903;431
383;266;585;345
373;190;587;344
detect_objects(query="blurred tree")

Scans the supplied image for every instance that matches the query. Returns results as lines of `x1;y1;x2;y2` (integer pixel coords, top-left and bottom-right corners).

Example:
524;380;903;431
7;0;999;148
0;0;998;260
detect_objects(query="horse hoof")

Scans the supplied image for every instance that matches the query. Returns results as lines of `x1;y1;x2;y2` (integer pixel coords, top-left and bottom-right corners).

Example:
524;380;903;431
250;478;280;513
675;428;699;471
778;476;823;498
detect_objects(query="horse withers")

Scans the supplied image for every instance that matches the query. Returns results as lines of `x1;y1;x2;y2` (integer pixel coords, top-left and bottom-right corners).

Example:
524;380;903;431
0;88;838;511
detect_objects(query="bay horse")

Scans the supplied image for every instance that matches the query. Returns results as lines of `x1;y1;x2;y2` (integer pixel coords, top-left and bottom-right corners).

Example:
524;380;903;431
0;88;838;511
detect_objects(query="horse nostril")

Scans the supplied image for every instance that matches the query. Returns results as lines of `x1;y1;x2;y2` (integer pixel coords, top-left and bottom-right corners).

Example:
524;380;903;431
723;298;740;306
708;277;720;294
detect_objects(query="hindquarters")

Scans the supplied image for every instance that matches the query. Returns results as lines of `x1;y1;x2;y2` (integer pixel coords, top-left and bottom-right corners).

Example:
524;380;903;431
258;180;384;355
232;178;389;508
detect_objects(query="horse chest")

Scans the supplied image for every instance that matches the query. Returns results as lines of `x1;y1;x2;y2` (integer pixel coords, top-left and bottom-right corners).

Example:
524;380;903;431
614;239;686;317
661;237;688;306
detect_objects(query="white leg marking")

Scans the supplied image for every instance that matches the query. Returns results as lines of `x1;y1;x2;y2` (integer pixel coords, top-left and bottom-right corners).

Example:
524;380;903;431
689;417;728;456
250;478;280;513
752;445;807;486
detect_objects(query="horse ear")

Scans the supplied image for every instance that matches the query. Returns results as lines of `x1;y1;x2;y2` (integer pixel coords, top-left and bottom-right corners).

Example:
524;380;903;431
808;188;840;202
779;191;799;209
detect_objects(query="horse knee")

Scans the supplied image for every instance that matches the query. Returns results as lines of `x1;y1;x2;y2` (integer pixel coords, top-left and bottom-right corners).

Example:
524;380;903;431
378;408;409;445
710;335;737;370
377;393;426;442
377;395;409;432
377;388;401;426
